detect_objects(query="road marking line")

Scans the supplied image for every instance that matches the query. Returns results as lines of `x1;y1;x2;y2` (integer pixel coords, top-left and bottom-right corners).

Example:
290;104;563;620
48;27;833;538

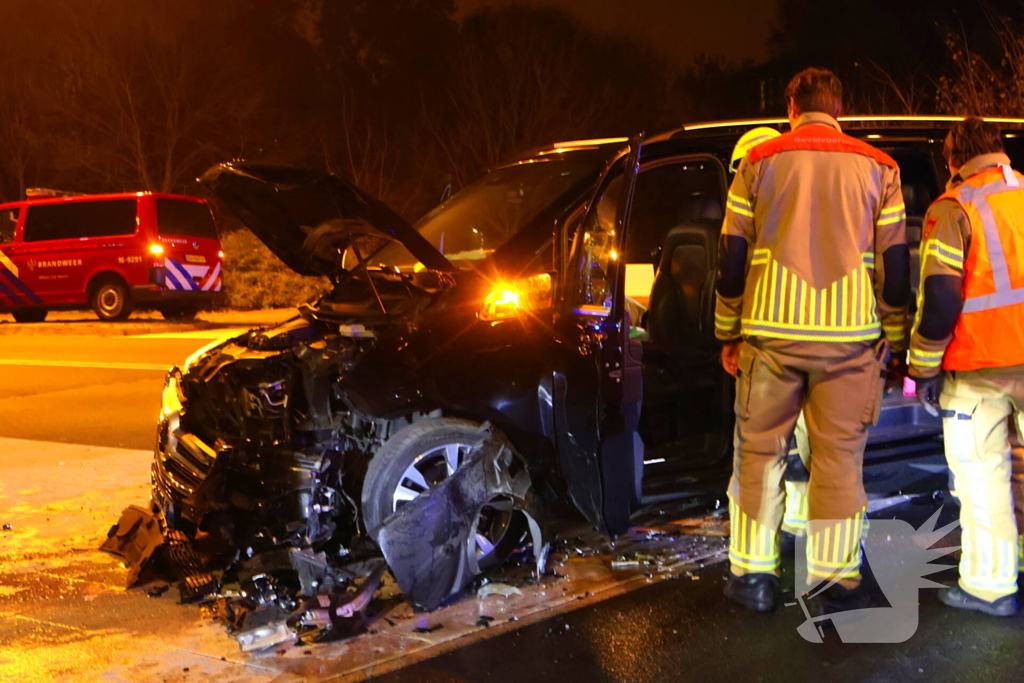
131;328;249;340
0;610;83;634
0;359;169;371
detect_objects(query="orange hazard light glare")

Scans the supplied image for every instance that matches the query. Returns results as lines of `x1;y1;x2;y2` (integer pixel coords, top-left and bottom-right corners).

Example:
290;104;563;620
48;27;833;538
479;273;553;322
148;243;165;255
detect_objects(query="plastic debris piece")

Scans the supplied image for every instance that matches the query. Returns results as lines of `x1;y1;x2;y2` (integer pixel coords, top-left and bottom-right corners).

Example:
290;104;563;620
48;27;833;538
334;561;385;619
534;540;551;582
236;621;296;652
2;524;12;531
99;505;165;587
478;583;523;598
146;583;171;598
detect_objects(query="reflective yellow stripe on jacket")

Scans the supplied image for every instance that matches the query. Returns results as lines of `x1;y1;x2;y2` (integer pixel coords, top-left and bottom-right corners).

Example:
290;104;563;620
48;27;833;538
741;250;882;342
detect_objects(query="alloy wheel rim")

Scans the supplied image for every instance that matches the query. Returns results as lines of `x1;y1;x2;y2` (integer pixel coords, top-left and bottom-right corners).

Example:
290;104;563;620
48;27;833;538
392;442;514;559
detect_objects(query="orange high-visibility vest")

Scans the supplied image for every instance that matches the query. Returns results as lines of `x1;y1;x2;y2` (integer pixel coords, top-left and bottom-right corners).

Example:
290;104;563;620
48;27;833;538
942;165;1024;370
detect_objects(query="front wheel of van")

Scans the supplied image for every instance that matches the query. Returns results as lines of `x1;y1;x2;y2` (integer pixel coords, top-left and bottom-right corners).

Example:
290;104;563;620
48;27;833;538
12;309;47;323
91;280;133;321
361;418;529;571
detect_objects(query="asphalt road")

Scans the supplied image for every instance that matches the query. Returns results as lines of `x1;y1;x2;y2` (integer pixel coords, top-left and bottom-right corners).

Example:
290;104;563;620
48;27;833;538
381;499;1024;683
0;332;235;449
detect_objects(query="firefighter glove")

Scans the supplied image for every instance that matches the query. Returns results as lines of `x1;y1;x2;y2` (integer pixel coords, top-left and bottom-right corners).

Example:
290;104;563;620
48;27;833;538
915;374;944;417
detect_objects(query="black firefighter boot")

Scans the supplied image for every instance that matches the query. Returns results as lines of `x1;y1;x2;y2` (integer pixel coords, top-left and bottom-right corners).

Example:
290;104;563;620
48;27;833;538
724;573;780;612
808;582;870;617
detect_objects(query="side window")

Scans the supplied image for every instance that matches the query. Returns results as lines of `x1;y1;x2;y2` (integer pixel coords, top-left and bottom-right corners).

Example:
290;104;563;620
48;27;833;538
1002;136;1024;171
623;158;724;311
157;199;218;239
625;159;724;264
0;208;17;244
22;200;138;242
569;156;726;317
570;175;623;316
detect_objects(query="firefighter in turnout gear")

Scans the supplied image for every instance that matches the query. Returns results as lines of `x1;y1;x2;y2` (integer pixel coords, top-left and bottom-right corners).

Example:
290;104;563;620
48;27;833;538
716;68;911;613
730;128;816;540
909;117;1024;617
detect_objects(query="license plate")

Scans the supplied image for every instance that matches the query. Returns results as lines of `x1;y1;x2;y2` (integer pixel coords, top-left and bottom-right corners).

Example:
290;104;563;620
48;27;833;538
184;254;207;263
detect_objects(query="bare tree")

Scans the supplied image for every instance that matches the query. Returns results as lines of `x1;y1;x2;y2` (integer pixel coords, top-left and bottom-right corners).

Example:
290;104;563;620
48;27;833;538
51;0;268;193
935;12;1024;116
423;6;677;188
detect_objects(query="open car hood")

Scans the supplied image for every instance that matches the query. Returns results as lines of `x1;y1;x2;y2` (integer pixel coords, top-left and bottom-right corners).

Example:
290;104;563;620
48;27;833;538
201;162;454;277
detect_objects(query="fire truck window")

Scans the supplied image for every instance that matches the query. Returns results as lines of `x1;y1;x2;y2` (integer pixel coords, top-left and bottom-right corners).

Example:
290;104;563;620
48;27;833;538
0;208;17;244
157;199;219;240
22;200;137;242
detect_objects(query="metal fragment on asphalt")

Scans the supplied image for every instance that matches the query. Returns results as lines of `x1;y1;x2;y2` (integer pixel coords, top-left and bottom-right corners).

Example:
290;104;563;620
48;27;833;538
478;583;524;598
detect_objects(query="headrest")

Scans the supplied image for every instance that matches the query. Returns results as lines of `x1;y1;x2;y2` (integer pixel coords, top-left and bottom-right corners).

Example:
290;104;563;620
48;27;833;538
678;195;723;223
901;183;933;217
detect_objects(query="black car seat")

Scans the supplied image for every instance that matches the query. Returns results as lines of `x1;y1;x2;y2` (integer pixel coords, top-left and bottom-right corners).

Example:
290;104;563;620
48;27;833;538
643;218;722;389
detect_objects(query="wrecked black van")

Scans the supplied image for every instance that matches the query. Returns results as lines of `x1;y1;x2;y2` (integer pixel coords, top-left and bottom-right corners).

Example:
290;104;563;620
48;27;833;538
129;118;1024;636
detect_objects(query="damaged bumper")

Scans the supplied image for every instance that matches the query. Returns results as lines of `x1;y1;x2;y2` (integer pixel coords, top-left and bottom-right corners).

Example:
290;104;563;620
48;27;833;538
110;376;543;649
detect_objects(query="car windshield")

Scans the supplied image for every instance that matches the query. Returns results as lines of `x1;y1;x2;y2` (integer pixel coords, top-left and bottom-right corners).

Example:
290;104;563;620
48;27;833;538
368;156;606;270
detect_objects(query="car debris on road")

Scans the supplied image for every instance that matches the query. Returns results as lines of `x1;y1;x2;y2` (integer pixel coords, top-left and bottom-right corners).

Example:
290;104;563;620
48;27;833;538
101;427;546;650
101;488;729;652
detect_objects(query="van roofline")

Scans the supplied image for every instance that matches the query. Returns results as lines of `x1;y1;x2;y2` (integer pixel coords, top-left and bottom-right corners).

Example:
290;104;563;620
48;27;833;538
520;116;1024;160
677;115;1024;132
0;191;207;210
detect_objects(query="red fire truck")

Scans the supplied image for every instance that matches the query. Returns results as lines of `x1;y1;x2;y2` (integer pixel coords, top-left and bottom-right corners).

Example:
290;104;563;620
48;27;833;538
0;190;225;322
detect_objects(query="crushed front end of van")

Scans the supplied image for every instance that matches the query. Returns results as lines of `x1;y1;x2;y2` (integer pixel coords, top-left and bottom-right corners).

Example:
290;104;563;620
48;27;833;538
103;162;553;647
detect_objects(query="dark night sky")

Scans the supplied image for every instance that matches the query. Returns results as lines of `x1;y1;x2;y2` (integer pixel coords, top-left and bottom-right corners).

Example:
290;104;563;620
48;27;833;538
455;0;781;66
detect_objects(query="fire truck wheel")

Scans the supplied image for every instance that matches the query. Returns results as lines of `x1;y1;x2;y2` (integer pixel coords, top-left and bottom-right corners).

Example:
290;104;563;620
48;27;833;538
91;279;133;321
11;309;47;323
159;306;200;322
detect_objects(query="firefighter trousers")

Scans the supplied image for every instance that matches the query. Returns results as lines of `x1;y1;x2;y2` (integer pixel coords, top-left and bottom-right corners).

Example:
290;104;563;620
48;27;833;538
782;413;811;536
728;338;887;588
940;365;1024;602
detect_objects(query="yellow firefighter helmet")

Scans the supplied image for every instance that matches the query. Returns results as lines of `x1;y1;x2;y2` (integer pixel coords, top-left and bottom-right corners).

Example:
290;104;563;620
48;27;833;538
730;126;782;172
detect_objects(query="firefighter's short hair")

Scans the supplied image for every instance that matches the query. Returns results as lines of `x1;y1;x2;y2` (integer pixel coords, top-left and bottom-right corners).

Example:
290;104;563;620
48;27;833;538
944;117;1005;169
785;68;843;119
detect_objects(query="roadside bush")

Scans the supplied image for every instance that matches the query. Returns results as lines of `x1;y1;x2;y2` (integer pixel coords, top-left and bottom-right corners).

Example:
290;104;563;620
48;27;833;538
220;229;328;310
